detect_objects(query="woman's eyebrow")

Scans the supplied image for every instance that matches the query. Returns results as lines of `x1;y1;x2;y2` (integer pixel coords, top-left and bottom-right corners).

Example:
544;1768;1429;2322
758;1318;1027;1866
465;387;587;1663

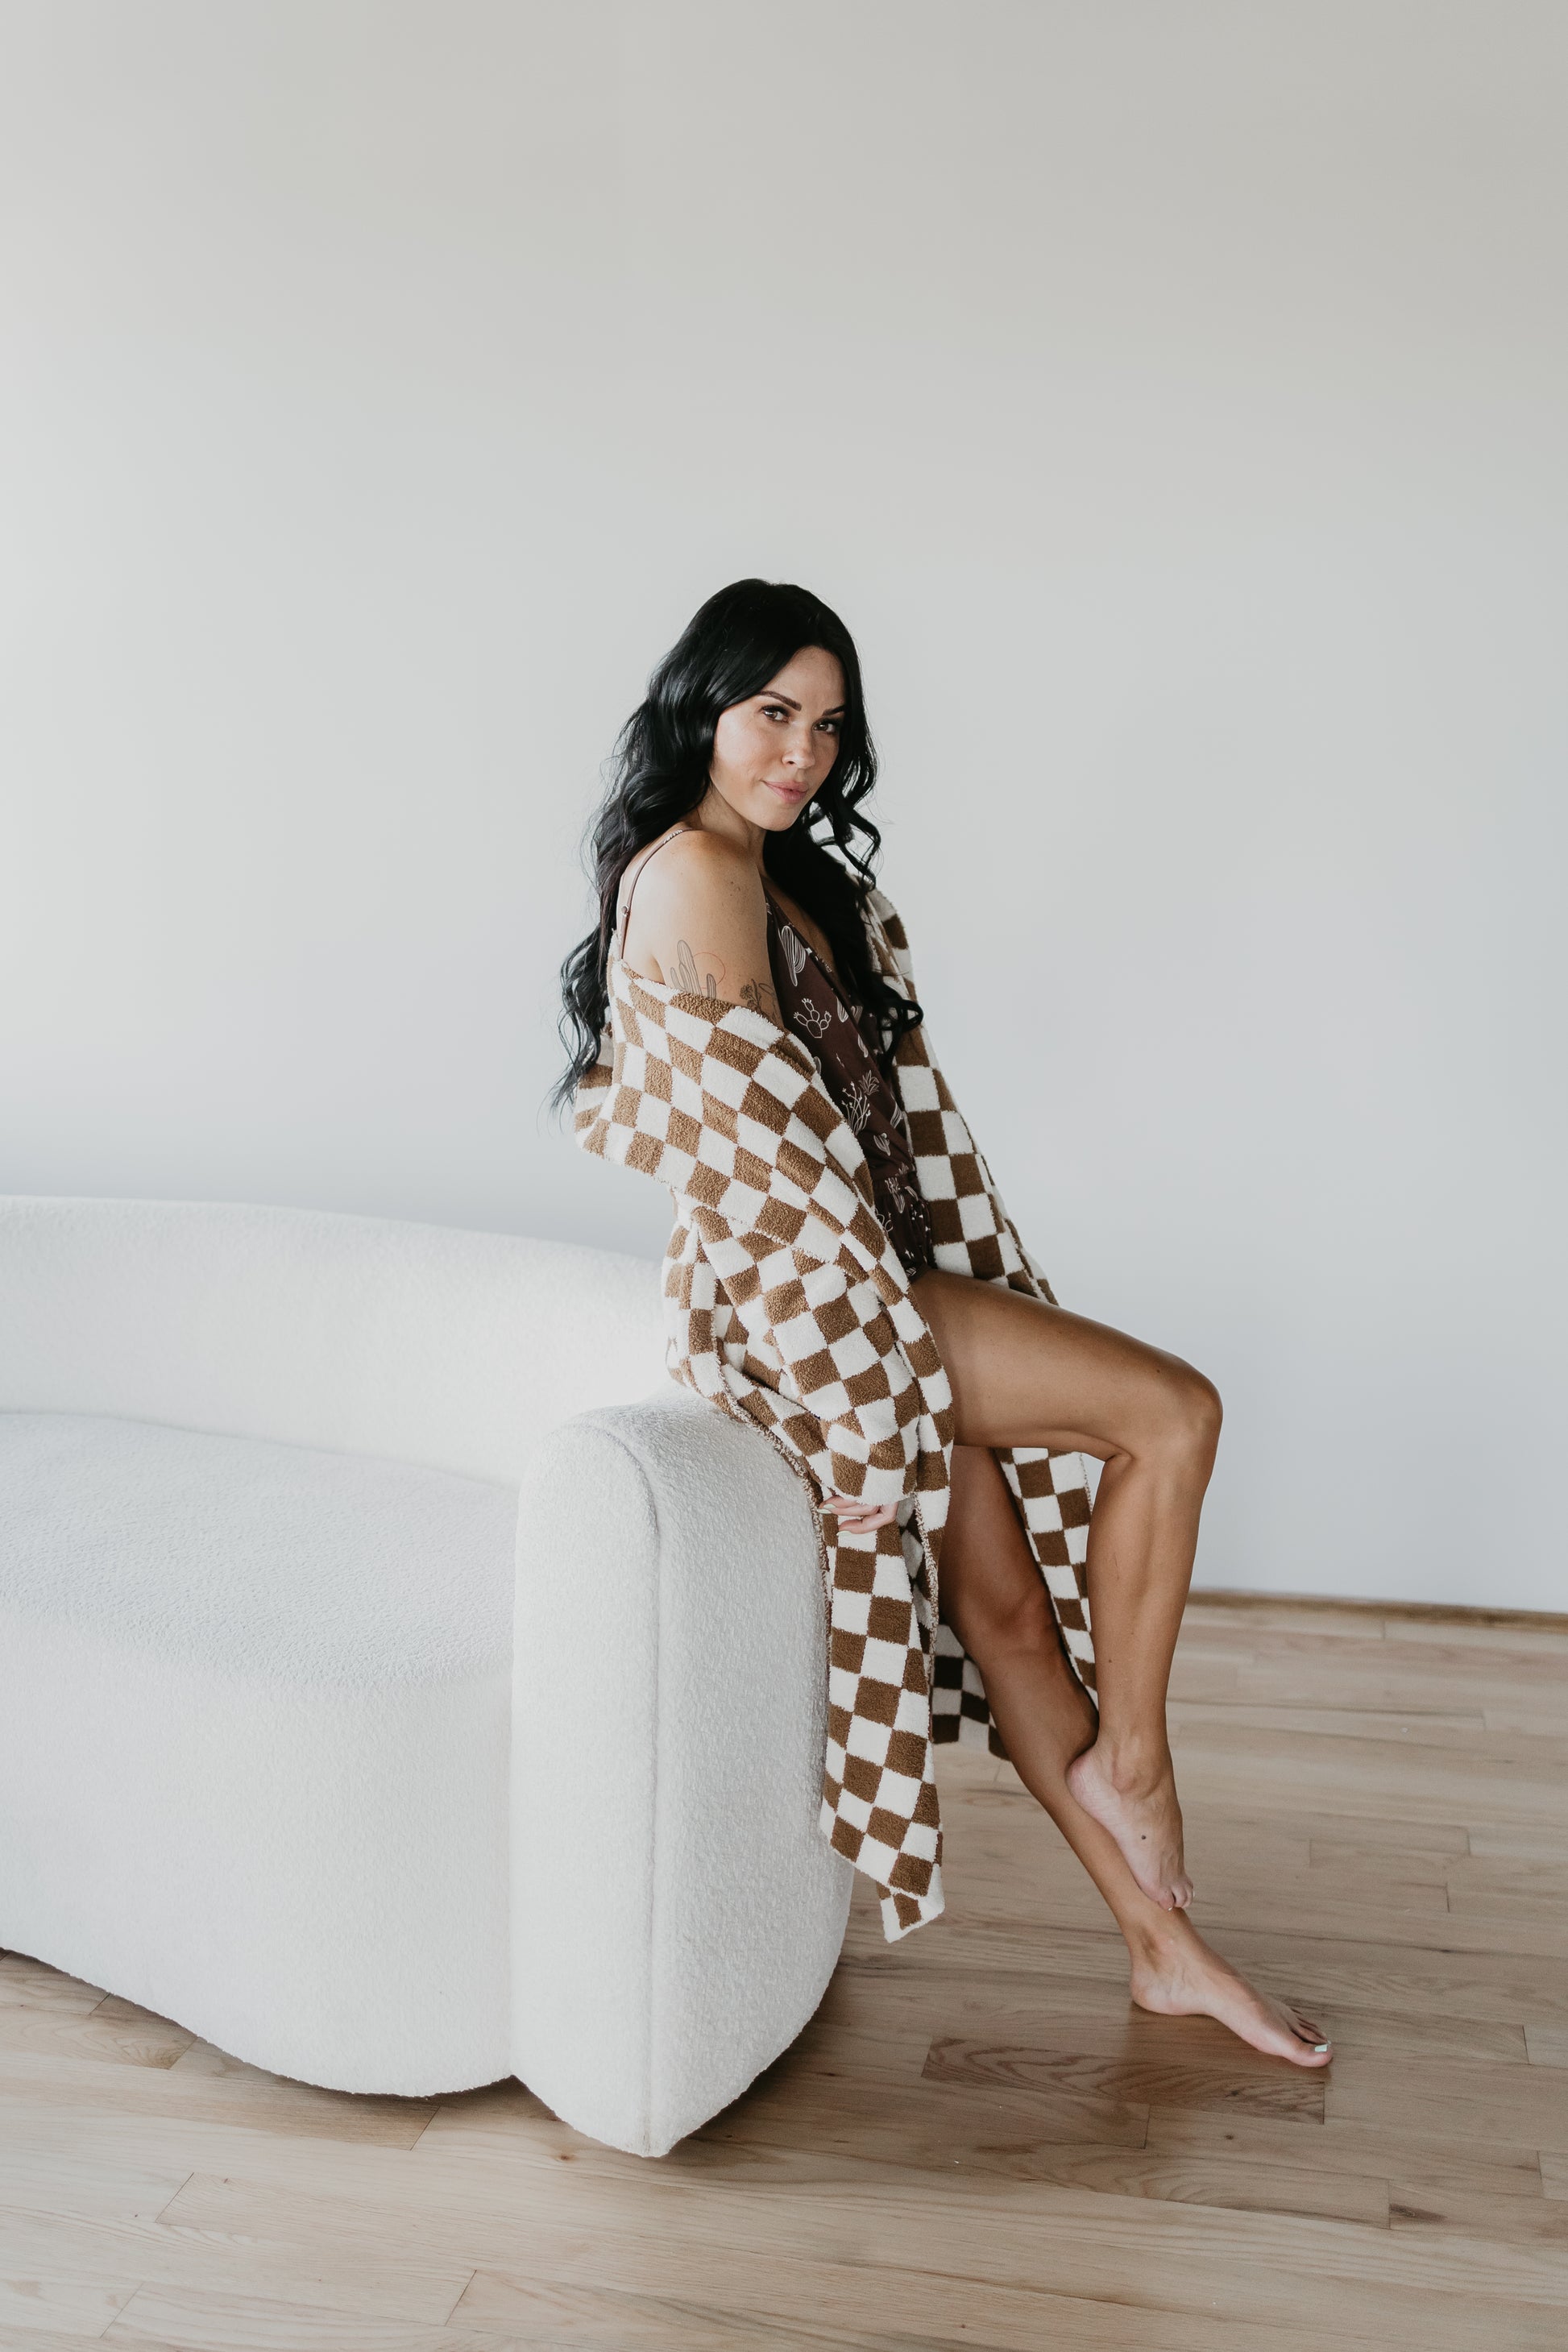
757;691;847;716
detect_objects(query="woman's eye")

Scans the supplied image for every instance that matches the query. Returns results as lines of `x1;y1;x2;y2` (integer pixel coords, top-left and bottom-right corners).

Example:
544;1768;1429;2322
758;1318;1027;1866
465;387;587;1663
818;718;840;735
761;704;787;720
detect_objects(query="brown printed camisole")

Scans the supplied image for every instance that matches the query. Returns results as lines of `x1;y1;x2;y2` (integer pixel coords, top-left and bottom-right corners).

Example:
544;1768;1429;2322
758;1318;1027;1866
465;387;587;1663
761;888;936;1286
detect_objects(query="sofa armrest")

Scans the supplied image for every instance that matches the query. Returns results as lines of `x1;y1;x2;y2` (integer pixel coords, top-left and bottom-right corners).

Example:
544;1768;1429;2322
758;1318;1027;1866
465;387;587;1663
508;1384;852;2156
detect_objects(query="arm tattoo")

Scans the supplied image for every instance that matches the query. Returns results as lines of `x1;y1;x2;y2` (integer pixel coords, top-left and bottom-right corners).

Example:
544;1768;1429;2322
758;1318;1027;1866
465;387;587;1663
674;940;720;998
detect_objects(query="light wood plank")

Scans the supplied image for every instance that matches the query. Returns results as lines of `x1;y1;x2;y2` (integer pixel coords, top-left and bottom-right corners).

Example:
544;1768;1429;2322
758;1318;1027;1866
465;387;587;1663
1179;1898;1568;1962
0;2001;196;2073
1231;1645;1568;1692
15;2110;1558;2352
1446;1885;1568;1924
1382;1619;1568;1656
1235;1628;1568;1676
1147;2105;1544;2200
711;2064;1154;2160
1184;1599;1388;1636
0;2149;189;2225
995;2147;1389;2226
923;2037;1325;2120
839;1914;1568;2028
1309;2009;1529;2064
0;2043;438;2147
1388;2184;1568;2243
973;1852;1455;1921
1447;1857;1568;1899
983;1779;1478;1857
195;2132;1568;2317
1165;1657;1245;1701
1201;1811;1472;1859
1309;1837;1466;1874
452;2266;1038;2352
0;2266;140;2337
1470;1823;1568;1860
1172;1712;1568;1796
103;2283;481;2348
124;2169;1568;2352
1483;1703;1568;1737
0;2333;188;2352
166;2039;297;2082
1168;1700;1489;1747
0;1956;106;2017
0;2206;477;2328
938;1877;1567;1961
1327;2052;1568;2151
129;2174;1318;2351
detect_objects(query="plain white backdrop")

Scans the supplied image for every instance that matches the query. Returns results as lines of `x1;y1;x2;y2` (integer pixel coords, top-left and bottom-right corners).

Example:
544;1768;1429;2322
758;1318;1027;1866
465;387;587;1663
2;2;1564;1606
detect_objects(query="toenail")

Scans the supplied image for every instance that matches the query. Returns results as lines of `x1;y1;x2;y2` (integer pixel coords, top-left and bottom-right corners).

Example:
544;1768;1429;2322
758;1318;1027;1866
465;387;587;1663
1313;2043;1330;2051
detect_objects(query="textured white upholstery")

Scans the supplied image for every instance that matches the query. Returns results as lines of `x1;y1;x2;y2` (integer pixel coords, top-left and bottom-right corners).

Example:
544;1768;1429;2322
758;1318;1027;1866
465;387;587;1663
0;1196;850;2155
0;1194;664;1480
513;1394;852;2155
2;1413;517;1686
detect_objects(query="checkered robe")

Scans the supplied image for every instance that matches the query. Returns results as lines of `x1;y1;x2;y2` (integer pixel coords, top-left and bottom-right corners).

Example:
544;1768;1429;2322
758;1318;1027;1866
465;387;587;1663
572;885;1095;1940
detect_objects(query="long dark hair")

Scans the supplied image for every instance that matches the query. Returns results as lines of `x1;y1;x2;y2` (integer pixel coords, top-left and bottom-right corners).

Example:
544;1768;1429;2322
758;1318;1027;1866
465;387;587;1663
551;578;923;1112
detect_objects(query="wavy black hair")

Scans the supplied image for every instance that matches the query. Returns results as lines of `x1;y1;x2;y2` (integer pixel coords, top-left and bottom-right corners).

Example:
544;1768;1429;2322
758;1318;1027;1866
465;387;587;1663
551;577;923;1113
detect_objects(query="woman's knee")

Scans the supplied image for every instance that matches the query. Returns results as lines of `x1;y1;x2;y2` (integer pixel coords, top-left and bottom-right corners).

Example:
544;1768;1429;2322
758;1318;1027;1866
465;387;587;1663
1139;1358;1222;1464
950;1574;1064;1668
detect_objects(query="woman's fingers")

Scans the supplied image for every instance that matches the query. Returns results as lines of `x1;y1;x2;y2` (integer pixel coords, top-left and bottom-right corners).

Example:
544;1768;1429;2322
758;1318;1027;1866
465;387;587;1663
821;1495;898;1530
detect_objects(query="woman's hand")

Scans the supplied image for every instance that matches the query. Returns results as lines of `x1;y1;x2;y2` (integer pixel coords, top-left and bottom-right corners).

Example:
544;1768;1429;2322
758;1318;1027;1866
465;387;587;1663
820;1493;899;1534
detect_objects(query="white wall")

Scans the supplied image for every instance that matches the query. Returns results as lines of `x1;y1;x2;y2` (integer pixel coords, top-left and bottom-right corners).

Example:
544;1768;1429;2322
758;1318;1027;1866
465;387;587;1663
2;2;1564;1607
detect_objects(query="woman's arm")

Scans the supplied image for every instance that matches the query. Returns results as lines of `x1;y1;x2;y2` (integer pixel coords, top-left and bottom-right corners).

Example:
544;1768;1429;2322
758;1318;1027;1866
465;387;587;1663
620;828;782;1025
585;852;923;1526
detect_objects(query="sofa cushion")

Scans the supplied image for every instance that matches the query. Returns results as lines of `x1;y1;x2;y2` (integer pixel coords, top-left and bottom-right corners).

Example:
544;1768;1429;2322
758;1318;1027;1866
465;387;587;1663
0;1412;517;1688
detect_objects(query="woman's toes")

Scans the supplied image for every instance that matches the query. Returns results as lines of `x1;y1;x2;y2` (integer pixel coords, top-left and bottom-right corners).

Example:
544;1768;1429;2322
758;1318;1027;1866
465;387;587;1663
1275;2003;1333;2060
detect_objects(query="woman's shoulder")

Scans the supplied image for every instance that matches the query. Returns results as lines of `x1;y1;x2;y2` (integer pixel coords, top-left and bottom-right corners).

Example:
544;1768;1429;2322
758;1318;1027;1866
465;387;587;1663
618;824;755;927
629;822;751;884
616;823;774;993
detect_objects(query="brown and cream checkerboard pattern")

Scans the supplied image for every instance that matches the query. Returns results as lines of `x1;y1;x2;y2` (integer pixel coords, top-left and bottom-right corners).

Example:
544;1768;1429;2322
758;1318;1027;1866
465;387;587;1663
574;889;1095;1940
865;889;1097;1724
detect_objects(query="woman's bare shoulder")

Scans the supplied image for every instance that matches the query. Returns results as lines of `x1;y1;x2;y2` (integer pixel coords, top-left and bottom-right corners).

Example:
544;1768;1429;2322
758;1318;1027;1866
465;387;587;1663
628;826;761;926
620;826;776;1010
645;823;752;881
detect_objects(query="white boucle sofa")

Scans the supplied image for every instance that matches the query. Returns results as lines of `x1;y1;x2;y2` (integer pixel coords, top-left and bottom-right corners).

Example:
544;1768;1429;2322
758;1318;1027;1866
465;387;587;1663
0;1195;851;2156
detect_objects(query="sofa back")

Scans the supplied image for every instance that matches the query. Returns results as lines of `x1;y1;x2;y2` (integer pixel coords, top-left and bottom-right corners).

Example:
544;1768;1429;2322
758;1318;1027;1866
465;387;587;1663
0;1197;666;1483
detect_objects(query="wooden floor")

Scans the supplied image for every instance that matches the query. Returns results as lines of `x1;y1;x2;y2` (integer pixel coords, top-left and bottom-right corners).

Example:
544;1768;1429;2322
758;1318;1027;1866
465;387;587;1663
2;1597;1567;2352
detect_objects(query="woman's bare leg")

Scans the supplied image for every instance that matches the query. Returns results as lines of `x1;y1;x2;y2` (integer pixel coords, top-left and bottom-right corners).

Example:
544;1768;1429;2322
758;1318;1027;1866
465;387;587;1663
914;1267;1221;1909
940;1439;1332;2066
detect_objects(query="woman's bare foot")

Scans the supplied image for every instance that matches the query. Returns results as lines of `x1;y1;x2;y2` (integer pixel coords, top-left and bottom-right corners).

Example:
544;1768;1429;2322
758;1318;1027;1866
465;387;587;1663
1065;1740;1194;1910
1130;1913;1333;2068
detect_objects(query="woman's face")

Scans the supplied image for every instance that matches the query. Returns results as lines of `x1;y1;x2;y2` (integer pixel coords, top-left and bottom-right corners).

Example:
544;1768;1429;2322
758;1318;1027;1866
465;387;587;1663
707;645;846;832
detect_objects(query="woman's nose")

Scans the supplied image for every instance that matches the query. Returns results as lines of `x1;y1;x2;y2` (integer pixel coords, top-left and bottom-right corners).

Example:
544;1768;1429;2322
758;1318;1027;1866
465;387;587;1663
782;728;817;768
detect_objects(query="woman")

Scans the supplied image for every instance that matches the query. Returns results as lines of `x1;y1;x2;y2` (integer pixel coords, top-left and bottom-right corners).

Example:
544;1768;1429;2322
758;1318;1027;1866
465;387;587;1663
556;578;1330;2068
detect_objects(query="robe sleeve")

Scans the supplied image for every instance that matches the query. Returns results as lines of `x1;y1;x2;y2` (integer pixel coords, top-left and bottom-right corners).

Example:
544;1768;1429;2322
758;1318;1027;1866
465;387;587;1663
575;979;935;1508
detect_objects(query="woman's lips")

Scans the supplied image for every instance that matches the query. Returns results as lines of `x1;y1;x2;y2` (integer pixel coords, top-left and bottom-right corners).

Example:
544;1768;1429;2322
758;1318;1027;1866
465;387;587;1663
765;780;809;800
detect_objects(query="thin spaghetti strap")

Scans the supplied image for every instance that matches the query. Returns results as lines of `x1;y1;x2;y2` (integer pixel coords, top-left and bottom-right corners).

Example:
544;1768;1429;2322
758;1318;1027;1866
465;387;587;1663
616;825;697;953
